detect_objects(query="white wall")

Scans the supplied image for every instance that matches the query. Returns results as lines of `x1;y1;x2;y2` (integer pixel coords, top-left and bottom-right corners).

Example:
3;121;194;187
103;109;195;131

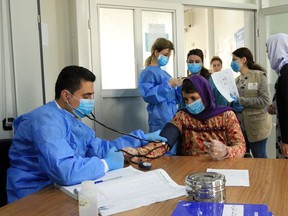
40;0;74;102
0;0;15;139
0;0;43;139
213;9;244;67
184;8;208;65
184;7;245;68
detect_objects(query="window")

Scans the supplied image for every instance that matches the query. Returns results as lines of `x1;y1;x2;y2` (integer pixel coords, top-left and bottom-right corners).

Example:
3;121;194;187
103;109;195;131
95;5;184;97
94;2;183;97
141;11;174;77
99;8;136;89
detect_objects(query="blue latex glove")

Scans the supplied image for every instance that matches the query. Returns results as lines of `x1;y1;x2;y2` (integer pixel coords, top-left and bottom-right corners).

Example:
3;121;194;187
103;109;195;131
143;129;168;142
230;95;239;104
233;106;244;112
231;95;244;112
104;146;124;171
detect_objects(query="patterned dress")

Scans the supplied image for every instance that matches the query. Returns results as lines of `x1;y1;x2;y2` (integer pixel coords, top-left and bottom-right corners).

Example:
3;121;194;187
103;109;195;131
170;110;245;158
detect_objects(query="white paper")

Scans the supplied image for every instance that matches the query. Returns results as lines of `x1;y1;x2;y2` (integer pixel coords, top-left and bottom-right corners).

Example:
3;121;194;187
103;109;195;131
248;82;258;90
56;166;143;199
57;166;186;216
211;68;239;102
222;204;244;216
206;169;250;187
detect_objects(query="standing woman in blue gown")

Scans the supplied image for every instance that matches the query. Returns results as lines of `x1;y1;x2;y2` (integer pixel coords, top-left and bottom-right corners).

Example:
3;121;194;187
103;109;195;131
138;38;183;133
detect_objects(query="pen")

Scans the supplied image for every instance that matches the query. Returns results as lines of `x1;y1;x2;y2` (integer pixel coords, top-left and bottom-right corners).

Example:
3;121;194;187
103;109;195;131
74;188;80;195
94;176;122;184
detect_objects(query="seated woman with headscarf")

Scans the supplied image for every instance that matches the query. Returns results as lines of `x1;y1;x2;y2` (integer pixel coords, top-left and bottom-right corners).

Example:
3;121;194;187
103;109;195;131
124;75;245;162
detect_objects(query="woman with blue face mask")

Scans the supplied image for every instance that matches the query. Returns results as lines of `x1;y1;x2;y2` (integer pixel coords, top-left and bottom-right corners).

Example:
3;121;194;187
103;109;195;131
230;47;272;158
185;49;229;107
149;75;246;160
138;38;183;133
186;49;210;79
179;48;210;109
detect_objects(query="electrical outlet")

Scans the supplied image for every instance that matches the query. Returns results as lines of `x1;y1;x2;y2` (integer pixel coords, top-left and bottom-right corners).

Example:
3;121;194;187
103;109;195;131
2;117;14;130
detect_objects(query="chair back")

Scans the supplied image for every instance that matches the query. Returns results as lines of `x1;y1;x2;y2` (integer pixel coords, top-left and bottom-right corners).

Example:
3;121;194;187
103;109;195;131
0;139;12;207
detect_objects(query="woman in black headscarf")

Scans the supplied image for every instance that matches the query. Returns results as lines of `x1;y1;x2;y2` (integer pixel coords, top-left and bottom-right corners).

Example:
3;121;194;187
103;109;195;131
267;33;288;158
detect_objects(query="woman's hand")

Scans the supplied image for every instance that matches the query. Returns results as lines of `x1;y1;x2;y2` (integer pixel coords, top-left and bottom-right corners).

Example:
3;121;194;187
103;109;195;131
267;104;277;115
122;147;139;163
169;77;184;87
204;140;228;160
280;143;288;157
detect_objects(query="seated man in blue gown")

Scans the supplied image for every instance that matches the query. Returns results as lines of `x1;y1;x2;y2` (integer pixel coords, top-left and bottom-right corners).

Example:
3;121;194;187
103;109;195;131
7;65;166;203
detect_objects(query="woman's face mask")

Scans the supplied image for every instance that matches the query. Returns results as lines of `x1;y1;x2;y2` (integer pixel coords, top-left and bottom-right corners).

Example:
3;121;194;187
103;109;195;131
187;63;202;74
230;60;240;72
157;54;169;66
186;98;205;114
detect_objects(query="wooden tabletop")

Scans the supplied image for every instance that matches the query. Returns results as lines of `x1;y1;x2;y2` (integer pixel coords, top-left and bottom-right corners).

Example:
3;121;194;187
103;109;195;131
1;156;287;215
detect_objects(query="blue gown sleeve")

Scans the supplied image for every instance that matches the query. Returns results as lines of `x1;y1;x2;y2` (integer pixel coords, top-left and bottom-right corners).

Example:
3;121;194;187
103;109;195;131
33;114;146;186
138;67;177;104
33;118;104;185
87;129;146;158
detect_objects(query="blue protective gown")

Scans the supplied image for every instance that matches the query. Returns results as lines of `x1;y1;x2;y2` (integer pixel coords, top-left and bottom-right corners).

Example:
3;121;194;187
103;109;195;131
138;66;182;132
7;101;146;203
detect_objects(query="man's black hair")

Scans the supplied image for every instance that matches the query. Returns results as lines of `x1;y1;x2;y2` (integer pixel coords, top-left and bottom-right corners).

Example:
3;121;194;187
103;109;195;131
55;65;96;99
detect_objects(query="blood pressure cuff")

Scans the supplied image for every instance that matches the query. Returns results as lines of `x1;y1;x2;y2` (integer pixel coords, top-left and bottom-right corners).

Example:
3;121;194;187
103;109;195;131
160;122;181;149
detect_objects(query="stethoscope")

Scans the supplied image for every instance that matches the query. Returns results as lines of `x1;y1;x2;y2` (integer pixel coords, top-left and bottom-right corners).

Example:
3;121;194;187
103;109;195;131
86;113;155;143
85;113;169;170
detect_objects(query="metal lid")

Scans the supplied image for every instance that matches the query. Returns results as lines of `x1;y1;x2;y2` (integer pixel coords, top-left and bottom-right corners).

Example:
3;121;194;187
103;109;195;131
185;172;225;189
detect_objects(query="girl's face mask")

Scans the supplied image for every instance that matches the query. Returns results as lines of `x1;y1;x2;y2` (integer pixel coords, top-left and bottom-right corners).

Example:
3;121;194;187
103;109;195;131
186;98;205;114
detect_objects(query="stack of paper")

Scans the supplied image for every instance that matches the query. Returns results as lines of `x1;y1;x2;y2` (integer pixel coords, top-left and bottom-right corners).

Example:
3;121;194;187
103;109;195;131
56;166;186;216
172;201;273;216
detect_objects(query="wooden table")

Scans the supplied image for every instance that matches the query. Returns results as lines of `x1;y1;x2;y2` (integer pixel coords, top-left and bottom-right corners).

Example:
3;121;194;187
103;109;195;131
1;156;287;215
